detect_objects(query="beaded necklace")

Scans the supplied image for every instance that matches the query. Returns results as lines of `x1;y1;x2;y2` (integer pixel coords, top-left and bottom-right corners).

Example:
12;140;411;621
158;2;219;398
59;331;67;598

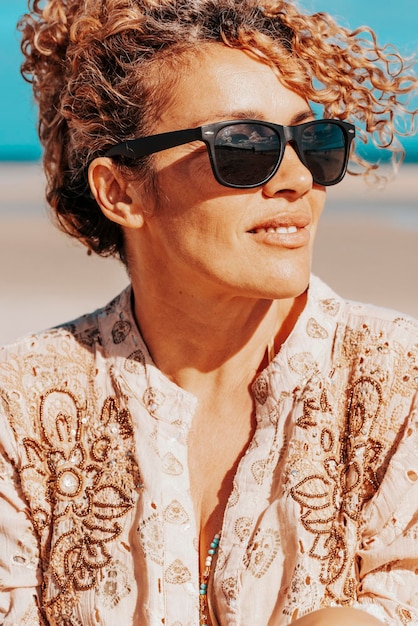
199;533;221;626
198;336;274;624
198;338;274;624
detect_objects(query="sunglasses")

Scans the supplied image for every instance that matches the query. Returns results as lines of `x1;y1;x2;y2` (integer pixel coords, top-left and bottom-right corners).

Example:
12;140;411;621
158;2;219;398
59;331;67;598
105;118;355;188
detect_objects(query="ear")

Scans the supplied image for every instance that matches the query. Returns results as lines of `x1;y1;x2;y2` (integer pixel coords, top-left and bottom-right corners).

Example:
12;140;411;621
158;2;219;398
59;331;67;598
88;157;146;228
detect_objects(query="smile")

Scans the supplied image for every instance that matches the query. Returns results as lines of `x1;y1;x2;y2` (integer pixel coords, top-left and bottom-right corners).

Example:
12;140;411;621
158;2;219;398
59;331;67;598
249;225;300;235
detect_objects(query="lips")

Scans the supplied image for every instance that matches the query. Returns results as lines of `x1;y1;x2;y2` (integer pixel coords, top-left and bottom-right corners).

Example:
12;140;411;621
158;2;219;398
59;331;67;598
245;211;312;250
247;213;311;235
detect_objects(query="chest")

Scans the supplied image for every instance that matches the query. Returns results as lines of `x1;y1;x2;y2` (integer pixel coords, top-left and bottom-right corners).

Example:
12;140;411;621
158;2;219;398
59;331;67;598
35;361;398;624
187;398;256;540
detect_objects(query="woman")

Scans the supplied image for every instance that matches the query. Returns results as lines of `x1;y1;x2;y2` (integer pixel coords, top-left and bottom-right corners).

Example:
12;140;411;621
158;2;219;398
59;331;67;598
0;0;417;624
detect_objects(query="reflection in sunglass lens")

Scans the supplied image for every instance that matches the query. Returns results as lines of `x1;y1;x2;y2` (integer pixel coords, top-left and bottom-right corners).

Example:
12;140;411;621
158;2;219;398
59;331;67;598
213;121;348;187
214;124;281;186
300;123;346;185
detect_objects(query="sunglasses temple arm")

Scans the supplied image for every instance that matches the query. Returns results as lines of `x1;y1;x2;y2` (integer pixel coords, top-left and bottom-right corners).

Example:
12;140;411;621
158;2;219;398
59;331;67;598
105;127;203;159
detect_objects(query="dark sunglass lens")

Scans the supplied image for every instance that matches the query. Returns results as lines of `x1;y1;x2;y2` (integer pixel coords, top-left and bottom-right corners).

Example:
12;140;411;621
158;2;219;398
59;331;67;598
214;124;281;186
301;122;347;185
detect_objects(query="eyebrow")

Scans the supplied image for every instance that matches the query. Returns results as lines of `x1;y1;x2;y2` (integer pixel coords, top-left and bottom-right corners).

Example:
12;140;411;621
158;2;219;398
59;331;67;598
291;109;316;124
191;108;315;128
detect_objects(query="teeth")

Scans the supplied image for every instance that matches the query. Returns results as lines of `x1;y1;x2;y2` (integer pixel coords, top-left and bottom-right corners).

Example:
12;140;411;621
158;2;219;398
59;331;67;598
254;225;299;234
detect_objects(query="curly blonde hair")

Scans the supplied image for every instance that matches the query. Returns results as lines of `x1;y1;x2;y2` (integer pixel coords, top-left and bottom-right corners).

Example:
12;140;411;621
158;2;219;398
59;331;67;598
19;0;417;262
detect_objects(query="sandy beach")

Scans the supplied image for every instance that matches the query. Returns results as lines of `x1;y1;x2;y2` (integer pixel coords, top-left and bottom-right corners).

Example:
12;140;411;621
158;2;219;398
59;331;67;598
1;162;417;345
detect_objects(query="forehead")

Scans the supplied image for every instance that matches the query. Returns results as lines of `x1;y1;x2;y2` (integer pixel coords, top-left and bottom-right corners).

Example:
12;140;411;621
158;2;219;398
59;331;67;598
155;44;309;130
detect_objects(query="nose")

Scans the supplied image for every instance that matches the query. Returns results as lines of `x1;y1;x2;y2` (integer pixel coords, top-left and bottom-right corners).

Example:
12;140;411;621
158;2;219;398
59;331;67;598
262;144;314;198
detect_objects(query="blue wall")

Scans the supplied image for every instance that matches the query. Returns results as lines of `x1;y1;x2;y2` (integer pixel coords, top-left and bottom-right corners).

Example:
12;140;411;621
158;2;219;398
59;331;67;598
0;0;416;161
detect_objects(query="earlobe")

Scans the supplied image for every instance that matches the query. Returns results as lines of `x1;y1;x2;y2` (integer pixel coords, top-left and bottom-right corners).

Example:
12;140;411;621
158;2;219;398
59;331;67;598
88;157;146;228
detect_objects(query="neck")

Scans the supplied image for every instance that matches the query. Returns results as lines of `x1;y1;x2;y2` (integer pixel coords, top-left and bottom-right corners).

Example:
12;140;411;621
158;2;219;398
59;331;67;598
131;277;307;394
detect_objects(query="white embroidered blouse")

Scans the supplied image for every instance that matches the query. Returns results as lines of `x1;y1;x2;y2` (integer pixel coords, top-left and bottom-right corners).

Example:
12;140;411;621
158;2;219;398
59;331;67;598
1;276;418;626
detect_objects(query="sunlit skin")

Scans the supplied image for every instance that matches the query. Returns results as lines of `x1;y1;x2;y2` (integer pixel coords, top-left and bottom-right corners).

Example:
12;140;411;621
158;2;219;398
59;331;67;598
130;62;323;303
89;44;383;625
91;45;325;374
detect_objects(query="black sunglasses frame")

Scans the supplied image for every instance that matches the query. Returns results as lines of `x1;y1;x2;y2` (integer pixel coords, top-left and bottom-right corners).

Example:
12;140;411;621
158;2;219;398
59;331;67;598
105;118;355;188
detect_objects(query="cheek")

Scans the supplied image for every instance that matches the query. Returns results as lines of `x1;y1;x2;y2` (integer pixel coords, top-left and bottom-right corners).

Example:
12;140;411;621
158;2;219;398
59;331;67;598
190;150;214;181
311;189;326;228
148;173;233;242
155;147;212;187
153;148;237;208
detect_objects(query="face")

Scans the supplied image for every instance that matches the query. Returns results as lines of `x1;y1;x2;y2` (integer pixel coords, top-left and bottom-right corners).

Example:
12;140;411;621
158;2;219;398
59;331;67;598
124;44;326;303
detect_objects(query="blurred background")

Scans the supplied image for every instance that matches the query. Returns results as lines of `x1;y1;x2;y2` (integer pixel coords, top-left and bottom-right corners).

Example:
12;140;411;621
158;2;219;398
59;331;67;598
0;0;417;344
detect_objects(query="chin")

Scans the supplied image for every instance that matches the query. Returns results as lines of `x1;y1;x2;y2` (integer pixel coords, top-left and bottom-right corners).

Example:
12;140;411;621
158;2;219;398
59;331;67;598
265;268;311;301
244;278;310;302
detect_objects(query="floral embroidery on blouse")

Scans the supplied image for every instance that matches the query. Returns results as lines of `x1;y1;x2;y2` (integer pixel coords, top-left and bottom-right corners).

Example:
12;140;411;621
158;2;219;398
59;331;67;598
24;390;140;621
1;277;418;625
0;317;142;623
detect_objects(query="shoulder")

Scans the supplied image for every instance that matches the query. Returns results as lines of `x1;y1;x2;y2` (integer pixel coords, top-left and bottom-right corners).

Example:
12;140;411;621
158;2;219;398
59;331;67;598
307;276;418;406
310;275;418;348
0;287;131;363
0;288;132;457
